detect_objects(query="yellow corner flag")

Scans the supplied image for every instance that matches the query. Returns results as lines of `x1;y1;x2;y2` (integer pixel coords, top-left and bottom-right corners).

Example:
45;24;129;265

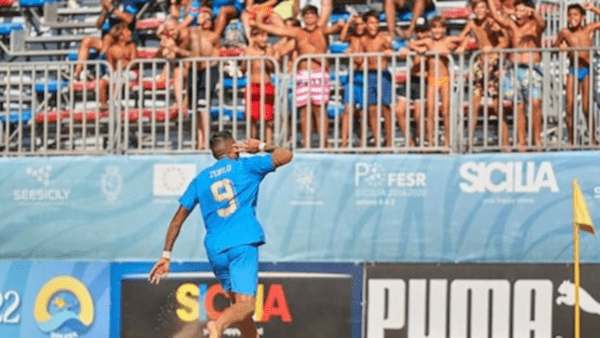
573;179;595;235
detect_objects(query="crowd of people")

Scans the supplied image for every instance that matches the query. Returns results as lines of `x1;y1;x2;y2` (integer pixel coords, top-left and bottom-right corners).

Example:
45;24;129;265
72;0;600;151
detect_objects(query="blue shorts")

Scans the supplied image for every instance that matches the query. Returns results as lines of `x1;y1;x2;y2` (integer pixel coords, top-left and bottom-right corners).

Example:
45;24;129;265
569;66;590;81
502;64;543;104
367;70;392;106
344;73;364;109
207;244;259;296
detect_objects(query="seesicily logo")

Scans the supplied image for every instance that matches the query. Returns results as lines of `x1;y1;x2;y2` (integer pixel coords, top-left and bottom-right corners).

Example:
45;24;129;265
34;276;95;338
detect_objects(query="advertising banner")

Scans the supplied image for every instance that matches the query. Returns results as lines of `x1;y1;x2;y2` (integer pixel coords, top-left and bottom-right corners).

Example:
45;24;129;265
365;263;600;338
1;152;600;263
0;261;110;338
111;262;362;338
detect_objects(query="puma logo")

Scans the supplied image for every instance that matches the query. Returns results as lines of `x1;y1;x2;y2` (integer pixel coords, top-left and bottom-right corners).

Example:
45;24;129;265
556;280;600;316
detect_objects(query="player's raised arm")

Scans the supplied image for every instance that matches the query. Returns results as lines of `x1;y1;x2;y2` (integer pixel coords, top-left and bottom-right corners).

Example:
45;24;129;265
149;205;191;284
239;138;293;167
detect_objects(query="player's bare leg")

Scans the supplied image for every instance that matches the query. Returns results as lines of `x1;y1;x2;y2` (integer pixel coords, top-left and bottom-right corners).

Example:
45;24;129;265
207;292;256;338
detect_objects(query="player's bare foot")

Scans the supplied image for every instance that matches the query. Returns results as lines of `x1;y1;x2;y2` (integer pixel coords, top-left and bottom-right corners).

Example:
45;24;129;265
206;320;222;338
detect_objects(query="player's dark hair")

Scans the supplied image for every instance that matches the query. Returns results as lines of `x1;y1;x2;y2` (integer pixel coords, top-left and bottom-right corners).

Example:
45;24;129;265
210;131;234;159
568;3;585;15
301;5;318;17
363;10;379;22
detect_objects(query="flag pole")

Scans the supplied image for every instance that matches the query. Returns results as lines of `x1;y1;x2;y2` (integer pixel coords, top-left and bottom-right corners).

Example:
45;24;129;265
572;178;596;338
573;201;581;338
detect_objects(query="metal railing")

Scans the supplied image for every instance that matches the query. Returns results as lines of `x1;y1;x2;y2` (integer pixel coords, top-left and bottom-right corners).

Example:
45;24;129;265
0;60;115;156
2;47;600;156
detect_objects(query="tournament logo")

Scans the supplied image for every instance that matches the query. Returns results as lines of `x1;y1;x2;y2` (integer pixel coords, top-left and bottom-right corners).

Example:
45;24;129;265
153;164;197;198
33;276;95;337
101;166;122;203
13;166;71;203
354;162;427;206
289;163;324;206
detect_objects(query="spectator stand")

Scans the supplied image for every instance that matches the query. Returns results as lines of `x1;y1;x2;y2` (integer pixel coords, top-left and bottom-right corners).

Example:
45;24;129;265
0;59;115;155
1;0;161;60
119;55;282;153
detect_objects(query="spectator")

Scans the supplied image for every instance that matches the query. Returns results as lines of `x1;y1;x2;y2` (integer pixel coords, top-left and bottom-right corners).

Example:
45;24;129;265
98;24;137;111
241;0;285;43
407;16;464;148
383;0;436;40
188;7;228;149
74;0;139;80
339;13;365;148
396;51;426;148
252;1;345;148
155;18;193;115
272;18;301;142
488;0;546;151
241;28;277;144
361;11;395;148
554;2;600;146
272;18;300;73
457;0;510;148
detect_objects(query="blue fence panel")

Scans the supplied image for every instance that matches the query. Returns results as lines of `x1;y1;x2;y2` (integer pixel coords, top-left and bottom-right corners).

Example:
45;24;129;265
1;152;599;262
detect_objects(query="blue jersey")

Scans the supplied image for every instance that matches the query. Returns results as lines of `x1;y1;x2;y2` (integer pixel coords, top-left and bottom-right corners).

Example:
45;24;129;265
179;154;275;254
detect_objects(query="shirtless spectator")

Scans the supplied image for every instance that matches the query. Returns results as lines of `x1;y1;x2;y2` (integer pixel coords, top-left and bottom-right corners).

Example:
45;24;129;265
360;11;395;148
155;18;193;115
188;7;228;149
241;28;277;144
407;16;464;148
554;2;600;146
272;18;300;73
253;1;345;148
383;0;436;39
488;0;546;151
396;51;426;148
74;0;138;80
457;0;510;147
339;13;365;148
98;24;137;111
